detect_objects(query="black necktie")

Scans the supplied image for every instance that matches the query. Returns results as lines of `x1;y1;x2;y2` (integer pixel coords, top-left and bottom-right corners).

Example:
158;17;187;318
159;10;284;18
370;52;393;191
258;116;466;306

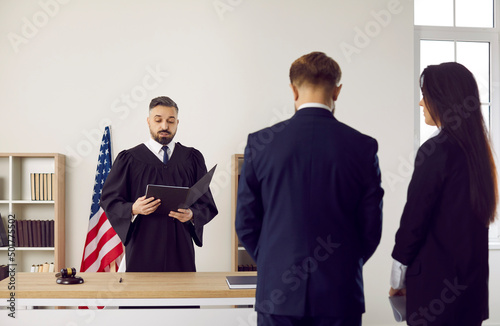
162;146;169;164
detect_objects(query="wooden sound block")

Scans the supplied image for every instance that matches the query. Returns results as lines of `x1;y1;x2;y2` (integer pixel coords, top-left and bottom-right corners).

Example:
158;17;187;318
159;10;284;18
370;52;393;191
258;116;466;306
56;276;84;285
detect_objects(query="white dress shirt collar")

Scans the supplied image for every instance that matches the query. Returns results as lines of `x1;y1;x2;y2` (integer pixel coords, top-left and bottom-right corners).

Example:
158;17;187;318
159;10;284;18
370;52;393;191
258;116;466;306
297;102;333;112
144;138;176;162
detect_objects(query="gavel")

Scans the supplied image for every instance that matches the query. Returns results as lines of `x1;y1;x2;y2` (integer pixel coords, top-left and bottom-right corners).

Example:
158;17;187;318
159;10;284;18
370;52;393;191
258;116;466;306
55;267;84;284
55;267;76;278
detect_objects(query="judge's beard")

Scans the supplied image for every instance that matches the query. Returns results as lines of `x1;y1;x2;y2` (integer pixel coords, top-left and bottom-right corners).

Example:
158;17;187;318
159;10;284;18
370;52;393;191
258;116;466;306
151;129;175;145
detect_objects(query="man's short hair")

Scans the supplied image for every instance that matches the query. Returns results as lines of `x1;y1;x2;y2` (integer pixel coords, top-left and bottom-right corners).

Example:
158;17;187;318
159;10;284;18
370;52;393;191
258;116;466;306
149;96;179;113
289;52;342;89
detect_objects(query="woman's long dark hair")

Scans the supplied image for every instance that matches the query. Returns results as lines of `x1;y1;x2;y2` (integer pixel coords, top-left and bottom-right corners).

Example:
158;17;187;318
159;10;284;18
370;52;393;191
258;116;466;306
420;62;498;226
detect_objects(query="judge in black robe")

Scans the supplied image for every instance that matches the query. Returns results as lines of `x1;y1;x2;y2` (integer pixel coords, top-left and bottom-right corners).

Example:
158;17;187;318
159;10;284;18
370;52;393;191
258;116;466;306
100;97;218;272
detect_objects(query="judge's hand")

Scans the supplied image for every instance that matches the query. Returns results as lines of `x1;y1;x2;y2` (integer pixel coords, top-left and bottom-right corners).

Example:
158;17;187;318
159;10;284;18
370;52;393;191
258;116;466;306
169;208;193;223
132;196;161;215
389;287;406;297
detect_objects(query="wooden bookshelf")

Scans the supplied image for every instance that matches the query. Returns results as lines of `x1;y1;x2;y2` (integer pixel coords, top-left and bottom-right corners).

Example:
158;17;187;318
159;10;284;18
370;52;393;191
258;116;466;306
231;154;256;272
0;153;65;272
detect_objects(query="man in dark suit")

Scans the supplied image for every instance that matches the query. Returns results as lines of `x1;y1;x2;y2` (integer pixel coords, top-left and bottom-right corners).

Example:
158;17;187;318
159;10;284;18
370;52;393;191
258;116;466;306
235;51;384;326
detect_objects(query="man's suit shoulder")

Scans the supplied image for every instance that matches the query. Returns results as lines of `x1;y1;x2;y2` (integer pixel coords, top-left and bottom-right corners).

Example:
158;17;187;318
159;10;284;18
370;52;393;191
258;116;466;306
246;111;378;152
319;117;379;152
335;119;377;142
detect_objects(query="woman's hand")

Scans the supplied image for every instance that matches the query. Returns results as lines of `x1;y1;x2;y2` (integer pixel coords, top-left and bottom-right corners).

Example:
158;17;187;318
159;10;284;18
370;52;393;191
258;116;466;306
389;287;406;297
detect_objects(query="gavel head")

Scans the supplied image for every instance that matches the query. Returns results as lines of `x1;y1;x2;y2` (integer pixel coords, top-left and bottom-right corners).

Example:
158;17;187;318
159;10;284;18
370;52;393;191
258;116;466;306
59;267;77;278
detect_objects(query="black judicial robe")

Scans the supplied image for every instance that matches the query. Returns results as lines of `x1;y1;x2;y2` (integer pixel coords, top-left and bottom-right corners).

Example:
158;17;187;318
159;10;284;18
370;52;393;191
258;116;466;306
100;142;218;272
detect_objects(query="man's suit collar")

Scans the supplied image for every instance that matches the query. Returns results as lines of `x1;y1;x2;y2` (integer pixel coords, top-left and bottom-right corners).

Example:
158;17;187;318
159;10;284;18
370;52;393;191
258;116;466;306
293;107;336;119
297;102;332;112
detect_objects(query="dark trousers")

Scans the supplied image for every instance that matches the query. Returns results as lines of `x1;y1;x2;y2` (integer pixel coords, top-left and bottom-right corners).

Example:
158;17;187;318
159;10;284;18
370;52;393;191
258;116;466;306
257;312;362;326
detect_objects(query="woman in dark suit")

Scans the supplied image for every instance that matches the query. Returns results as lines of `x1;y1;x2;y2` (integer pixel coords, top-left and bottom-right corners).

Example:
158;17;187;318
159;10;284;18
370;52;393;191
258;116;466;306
390;62;497;326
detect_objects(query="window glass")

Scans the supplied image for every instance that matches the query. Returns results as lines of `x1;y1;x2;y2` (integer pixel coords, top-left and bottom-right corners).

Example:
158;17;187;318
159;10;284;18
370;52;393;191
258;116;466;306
414;0;453;26
456;41;490;103
420;40;454;70
456;0;494;27
419;40;454;144
481;105;490;132
491;219;499;239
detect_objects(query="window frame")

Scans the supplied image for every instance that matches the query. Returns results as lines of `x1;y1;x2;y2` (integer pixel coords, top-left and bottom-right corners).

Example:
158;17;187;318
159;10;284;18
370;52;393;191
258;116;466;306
414;2;500;249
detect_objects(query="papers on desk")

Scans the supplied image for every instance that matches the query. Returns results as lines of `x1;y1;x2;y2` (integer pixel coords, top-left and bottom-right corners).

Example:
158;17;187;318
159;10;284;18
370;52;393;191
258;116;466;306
389;295;406;322
225;275;257;289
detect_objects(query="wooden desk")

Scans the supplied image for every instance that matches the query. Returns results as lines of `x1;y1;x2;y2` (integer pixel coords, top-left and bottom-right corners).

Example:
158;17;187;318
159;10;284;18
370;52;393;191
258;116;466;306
0;272;257;326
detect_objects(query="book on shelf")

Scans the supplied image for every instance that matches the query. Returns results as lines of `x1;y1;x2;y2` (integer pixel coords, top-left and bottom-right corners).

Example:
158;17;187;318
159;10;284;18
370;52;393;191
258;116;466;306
26;220;33;247
30;173;55;201
42;220;48;247
14;220;19;247
48;174;53;200
49;220;54;247
41;220;46;247
0;213;8;247
43;174;49;200
21;220;28;247
0;265;9;281
14;220;20;247
38;220;43;247
35;174;40;200
35;220;40;247
37;220;43;247
23;220;29;247
31;173;36;201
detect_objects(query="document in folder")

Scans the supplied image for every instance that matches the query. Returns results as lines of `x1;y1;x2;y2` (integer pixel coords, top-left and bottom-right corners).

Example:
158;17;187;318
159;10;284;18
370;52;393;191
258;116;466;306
388;295;406;322
145;165;217;215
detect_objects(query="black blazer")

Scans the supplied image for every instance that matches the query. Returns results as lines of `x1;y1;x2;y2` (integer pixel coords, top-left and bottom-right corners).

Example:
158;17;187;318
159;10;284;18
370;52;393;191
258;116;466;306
236;107;384;317
392;131;489;325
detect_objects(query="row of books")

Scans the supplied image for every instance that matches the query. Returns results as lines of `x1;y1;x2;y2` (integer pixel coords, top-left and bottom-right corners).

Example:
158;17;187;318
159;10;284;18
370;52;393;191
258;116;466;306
31;262;55;273
30;173;55;201
14;220;54;247
238;264;257;271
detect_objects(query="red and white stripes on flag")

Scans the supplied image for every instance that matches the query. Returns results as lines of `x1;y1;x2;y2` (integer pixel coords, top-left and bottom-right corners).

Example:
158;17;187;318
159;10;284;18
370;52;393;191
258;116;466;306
80;126;123;273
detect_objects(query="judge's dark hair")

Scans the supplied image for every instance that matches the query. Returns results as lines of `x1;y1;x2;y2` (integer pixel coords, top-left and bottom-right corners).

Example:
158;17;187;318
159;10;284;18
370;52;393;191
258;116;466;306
149;96;179;113
420;62;498;225
289;51;341;90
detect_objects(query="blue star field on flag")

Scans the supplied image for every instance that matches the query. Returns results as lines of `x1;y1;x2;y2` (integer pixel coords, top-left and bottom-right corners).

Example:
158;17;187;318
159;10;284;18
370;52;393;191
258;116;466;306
90;126;112;218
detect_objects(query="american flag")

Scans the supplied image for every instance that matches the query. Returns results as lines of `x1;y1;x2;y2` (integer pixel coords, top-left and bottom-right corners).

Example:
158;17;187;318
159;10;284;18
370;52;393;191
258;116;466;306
80;126;123;273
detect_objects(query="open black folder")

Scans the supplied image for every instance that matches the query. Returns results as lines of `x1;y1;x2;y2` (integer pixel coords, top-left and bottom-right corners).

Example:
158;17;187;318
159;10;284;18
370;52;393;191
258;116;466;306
145;165;217;215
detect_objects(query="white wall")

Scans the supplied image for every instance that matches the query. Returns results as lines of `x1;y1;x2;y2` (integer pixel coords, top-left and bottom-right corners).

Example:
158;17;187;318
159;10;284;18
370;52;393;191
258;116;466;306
0;0;498;325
